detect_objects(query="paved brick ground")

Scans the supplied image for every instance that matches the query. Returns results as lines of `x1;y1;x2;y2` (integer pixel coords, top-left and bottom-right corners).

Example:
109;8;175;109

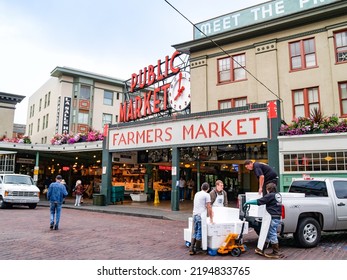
0;205;346;260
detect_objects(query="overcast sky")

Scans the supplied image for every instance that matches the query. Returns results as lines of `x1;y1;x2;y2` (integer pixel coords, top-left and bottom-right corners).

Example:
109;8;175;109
0;0;266;125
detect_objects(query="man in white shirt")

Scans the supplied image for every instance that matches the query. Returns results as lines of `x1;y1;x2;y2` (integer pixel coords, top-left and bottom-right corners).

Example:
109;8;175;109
189;182;213;255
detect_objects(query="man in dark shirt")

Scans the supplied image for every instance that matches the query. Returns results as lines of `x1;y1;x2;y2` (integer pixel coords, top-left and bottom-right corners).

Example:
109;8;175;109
244;160;278;196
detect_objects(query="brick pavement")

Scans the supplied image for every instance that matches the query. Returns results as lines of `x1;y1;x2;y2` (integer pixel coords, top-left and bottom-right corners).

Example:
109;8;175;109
0;201;346;260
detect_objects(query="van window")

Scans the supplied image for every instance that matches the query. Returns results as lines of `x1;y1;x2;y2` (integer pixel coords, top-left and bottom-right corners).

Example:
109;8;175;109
289;180;328;197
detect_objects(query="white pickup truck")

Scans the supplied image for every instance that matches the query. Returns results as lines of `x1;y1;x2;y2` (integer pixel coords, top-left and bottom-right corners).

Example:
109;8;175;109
239;177;347;248
0;173;40;209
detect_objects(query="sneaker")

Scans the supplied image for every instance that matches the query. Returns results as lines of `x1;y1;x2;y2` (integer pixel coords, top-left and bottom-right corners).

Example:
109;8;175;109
50;224;54;230
54;225;59;230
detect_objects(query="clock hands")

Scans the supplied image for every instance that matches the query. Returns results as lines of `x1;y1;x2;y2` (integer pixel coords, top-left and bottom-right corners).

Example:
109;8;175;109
174;72;185;101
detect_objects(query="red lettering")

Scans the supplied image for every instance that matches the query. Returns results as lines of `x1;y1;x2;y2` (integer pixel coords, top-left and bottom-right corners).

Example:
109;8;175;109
161;83;170;111
128;131;135;145
155;128;163;142
119;133;127;146
146;129;153;143
170;51;181;74
195;124;208;139
127;99;134;121
147;65;155;86
221;120;233;136
139;68;147;89
237;119;247;135
143;91;152;116
152;88;161;113
119;103;127;123
209;122;219;137
165;127;172;141
156;59;164;81
113;133;119;146
130;73;138;92
183;125;194;140
134;96;142;119
249;117;260;134
137;130;145;143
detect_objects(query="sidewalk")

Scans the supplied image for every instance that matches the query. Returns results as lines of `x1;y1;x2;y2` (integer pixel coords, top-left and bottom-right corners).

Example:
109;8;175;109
38;196;194;221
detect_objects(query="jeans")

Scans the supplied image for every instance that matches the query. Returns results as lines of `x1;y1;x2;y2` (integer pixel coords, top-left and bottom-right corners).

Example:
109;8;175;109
192;215;202;240
50;202;63;227
179;188;185;200
266;218;281;244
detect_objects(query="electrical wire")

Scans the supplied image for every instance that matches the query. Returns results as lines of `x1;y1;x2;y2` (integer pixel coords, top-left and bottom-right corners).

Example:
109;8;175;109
164;0;283;102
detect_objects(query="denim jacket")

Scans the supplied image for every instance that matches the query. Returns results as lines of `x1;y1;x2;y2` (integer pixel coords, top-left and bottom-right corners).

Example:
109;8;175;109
47;182;68;204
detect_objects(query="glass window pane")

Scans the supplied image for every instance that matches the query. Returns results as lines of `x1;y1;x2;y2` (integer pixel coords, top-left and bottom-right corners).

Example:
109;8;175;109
305;53;316;67
292;57;302;69
234;68;246;80
290;42;300;56
295;105;305;118
220;70;230;82
80;85;90;100
308;88;318;102
294;91;304;104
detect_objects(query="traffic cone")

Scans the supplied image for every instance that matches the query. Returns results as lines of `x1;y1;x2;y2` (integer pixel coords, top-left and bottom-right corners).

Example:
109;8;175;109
154;189;160;206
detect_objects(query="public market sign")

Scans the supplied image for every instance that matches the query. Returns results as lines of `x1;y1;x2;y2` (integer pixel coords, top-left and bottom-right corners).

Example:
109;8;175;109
194;0;340;39
109;111;267;151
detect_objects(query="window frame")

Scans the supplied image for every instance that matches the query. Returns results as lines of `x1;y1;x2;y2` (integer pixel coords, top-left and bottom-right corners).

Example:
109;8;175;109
292;87;320;118
334;30;347;64
103;90;114;106
289;37;317;71
339;81;347;117
218;97;247;110
102;113;113;126
217;53;246;84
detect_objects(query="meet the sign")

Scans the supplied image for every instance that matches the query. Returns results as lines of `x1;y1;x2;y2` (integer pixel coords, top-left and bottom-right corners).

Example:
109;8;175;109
194;0;340;39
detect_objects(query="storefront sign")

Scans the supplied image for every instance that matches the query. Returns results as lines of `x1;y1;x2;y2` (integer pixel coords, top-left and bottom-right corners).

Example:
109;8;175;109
62;97;71;134
109;111;267;151
119;51;181;123
194;0;339;39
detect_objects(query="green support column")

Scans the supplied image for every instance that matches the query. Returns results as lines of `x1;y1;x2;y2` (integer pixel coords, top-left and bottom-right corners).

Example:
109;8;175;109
101;137;112;205
196;159;201;192
171;146;180;211
34;152;40;184
267;100;282;190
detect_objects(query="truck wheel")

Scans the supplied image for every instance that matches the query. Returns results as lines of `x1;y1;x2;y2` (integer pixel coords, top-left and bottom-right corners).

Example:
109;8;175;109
294;217;321;248
28;204;37;209
0;197;8;209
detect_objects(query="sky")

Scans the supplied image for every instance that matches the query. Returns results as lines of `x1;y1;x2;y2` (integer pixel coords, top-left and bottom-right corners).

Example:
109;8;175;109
0;0;267;124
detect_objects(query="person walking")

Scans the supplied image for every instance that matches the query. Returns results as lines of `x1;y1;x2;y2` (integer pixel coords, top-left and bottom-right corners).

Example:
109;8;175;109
61;179;69;204
244;160;278;196
74;180;84;206
189;182;213;255
186;178;195;200
210;179;228;207
47;174;68;230
244;184;283;259
179;176;186;202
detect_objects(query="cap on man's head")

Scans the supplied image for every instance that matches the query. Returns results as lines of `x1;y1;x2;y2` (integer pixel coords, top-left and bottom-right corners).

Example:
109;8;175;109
56;175;62;180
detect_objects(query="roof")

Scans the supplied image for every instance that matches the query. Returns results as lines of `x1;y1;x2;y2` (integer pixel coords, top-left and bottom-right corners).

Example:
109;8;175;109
0;92;25;104
50;66;126;87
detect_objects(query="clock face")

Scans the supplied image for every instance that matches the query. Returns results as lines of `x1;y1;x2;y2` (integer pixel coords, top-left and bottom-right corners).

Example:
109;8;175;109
168;71;190;111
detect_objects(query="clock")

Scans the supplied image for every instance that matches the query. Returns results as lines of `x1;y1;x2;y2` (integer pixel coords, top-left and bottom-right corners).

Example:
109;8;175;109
168;71;190;111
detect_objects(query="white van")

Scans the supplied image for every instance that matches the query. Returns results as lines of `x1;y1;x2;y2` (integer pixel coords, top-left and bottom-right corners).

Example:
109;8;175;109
0;174;40;209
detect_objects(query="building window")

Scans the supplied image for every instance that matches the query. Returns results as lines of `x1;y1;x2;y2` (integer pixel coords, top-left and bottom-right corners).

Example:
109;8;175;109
47;91;51;106
283;151;347;173
78;111;89;124
218;97;247;109
45;113;49;128
44;94;47;108
116;92;120;100
42;115;46;130
334;30;347;63
217;54;246;83
102;113;112;126
80;85;91;100
292;87;319;118
289;38;317;70
103;90;113;106
39;99;42;112
339;82;347;117
115;114;118;123
37;118;40;132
